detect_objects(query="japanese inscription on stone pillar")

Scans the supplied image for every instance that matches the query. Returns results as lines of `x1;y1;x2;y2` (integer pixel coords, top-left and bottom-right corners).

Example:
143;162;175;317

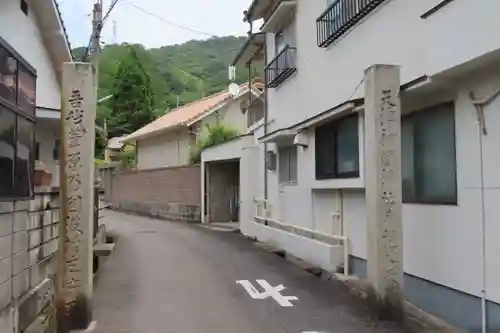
59;63;96;311
364;65;403;299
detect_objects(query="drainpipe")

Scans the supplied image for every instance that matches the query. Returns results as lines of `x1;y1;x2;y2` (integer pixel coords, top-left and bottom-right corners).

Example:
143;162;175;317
469;86;500;333
263;37;269;203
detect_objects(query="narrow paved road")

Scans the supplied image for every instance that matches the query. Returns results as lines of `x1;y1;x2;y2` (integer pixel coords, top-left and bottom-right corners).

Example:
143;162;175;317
93;210;405;333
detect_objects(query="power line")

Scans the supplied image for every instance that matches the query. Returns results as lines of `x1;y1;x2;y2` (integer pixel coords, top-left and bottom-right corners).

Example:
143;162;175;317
102;0;120;24
123;0;218;38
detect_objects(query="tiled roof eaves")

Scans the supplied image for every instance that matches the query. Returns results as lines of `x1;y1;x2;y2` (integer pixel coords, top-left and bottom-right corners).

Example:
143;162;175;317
182;95;233;126
54;0;74;60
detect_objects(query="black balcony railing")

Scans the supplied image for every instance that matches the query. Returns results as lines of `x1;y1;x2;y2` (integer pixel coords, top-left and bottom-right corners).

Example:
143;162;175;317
265;45;297;88
316;0;386;48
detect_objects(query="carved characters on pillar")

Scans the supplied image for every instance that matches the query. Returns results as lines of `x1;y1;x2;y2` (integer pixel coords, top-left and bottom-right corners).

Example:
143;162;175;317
62;88;88;300
378;88;402;291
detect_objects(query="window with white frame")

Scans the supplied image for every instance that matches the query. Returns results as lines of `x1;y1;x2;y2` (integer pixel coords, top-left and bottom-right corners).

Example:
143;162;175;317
315;114;359;179
402;102;457;204
278;146;297;184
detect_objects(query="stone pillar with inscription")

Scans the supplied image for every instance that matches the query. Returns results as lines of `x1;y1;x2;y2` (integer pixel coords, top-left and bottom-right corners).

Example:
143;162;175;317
56;62;96;332
363;65;404;318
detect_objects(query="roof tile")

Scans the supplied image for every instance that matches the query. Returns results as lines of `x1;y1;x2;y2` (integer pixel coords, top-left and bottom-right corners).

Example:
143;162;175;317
124;82;263;142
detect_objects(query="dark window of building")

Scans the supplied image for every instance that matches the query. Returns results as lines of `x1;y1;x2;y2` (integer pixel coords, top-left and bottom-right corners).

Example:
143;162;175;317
15;117;34;197
18;64;36;117
53;139;60;160
402;103;457;204
0;40;36;200
0;46;18;105
315;114;359;179
0;106;16;197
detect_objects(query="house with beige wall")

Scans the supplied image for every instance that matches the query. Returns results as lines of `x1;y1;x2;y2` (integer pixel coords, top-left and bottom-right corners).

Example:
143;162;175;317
123;82;264;170
198;0;500;332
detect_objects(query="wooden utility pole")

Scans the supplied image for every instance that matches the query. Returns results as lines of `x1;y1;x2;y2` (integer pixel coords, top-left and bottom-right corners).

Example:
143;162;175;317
90;1;102;86
56;2;102;332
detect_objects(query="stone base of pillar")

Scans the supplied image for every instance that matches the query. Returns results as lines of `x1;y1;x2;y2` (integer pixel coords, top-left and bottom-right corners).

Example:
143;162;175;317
365;284;404;321
56;293;92;333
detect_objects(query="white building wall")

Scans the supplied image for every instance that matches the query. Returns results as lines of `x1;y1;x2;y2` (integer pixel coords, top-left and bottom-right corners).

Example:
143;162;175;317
240;0;500;329
0;0;61;109
266;0;500;130
260;66;500;304
0;0;64;188
423;0;500;76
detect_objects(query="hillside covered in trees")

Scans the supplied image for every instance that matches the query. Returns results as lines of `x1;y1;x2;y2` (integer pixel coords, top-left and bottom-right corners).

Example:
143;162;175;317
72;36;261;157
73;36;256;112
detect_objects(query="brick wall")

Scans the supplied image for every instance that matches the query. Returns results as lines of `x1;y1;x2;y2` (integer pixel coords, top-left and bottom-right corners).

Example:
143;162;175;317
0;189;60;333
109;164;202;222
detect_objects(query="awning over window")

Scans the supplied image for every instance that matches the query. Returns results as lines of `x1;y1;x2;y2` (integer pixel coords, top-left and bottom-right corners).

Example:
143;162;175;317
260;0;297;33
232;33;266;66
258;128;297;145
258;99;362;144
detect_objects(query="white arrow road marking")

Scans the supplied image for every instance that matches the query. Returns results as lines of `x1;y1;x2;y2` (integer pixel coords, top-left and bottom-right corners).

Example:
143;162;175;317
236;279;298;307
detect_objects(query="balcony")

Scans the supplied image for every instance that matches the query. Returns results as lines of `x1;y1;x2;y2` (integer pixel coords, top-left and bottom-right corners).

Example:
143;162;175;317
265;45;297;88
316;0;386;48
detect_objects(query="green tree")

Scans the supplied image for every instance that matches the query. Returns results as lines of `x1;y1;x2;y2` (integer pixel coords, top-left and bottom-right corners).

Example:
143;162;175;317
189;122;240;163
108;46;156;137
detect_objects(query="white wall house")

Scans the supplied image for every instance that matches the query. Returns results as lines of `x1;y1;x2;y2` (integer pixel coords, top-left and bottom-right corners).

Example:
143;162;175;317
124;83;264;170
0;0;72;188
211;0;500;332
0;0;72;331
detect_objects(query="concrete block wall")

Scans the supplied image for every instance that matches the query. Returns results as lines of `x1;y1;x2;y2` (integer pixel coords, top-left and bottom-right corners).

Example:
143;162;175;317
109;165;202;222
0;189;60;333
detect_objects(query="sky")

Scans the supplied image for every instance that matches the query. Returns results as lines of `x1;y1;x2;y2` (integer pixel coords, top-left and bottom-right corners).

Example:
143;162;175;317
58;0;252;49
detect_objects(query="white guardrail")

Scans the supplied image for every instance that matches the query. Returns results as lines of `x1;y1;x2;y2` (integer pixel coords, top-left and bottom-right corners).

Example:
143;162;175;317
253;198;350;277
